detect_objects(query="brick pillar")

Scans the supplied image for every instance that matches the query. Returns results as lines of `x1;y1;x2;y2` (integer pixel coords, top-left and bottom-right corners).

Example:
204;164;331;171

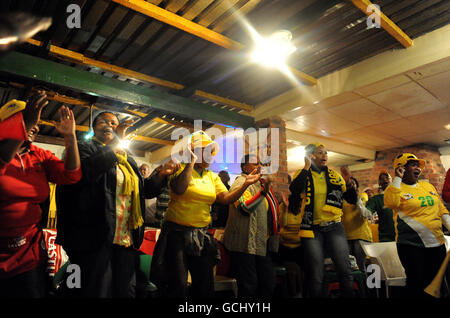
255;116;289;202
351;144;446;195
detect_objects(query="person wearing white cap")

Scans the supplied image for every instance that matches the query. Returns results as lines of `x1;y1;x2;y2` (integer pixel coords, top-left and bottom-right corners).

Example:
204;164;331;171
384;153;450;297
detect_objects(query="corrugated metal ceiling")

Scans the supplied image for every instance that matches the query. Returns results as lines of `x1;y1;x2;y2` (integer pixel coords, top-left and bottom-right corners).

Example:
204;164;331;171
0;0;448;153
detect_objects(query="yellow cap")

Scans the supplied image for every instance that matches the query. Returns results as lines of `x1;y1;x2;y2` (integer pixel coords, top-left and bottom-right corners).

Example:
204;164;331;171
190;131;219;156
393;153;425;170
0;99;26;121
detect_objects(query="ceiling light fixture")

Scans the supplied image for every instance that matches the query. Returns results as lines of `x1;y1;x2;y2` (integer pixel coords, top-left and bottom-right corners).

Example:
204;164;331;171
250;30;296;69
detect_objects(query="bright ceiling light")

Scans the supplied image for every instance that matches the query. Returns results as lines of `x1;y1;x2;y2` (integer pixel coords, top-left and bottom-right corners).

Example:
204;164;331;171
445;123;450;130
250;30;296;69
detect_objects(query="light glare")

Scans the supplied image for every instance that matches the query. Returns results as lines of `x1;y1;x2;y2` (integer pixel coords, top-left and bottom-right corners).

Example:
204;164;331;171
250;30;296;69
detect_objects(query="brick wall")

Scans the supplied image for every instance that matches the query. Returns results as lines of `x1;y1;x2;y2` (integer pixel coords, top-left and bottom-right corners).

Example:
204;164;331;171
350;144;446;195
255;116;289;202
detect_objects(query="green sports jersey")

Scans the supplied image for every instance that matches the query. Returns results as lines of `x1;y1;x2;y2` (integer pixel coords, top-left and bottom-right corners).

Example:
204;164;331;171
366;193;395;242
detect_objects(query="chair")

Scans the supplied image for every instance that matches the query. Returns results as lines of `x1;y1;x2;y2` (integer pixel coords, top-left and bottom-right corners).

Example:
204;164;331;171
359;241;406;298
214;241;238;297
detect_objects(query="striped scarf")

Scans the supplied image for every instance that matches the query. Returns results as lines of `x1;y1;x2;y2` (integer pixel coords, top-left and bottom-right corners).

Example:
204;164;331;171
260;179;280;235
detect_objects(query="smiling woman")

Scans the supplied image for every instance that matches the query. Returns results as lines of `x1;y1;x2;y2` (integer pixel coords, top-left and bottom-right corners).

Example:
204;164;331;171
55;111;180;298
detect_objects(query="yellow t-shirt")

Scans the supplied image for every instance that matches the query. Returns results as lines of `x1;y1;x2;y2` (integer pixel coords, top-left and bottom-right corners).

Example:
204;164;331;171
342;200;373;242
311;170;344;225
165;164;228;227
384;180;449;247
279;202;302;248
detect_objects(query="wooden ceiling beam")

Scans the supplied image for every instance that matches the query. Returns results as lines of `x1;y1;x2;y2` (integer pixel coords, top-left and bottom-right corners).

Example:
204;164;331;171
46;91;195;130
38;120;174;146
26;39;254;112
351;0;413;48
112;0;245;51
0;51;254;128
194;90;253;112
112;0;317;86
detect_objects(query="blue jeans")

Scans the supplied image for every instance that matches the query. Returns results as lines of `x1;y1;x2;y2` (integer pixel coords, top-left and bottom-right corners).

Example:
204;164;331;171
302;222;354;298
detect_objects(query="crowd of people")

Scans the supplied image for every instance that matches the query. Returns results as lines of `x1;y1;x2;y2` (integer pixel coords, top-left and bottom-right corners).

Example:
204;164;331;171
1;92;450;299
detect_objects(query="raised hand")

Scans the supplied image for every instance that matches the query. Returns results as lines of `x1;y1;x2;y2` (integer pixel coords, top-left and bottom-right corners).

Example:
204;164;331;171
395;166;405;179
115;118;134;139
159;160;181;177
340;165;352;185
54;105;76;137
188;146;198;164
244;168;261;187
22;90;48;131
304;154;312;170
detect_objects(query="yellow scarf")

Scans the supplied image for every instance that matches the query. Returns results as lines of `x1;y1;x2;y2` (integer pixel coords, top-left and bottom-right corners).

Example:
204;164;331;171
115;152;143;230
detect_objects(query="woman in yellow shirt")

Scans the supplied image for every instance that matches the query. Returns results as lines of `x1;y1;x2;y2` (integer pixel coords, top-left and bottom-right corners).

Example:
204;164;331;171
152;131;260;298
342;176;374;297
288;143;358;298
384;153;450;297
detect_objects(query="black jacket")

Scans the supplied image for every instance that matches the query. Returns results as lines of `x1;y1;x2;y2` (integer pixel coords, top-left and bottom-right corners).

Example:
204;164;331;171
55;139;164;254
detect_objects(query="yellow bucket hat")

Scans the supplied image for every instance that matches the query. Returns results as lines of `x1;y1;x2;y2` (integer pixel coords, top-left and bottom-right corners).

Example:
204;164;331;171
393;153;425;170
190;130;219;157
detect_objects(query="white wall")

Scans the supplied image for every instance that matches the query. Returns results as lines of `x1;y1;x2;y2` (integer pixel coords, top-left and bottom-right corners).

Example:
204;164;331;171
34;142;65;159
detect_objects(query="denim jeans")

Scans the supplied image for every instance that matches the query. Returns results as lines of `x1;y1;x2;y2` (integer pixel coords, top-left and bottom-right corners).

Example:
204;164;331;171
302;222;354;298
348;239;369;297
348;239;368;275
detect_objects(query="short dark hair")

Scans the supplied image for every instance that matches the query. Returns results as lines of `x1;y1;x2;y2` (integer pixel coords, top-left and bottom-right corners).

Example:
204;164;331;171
92;111;118;128
240;154;258;172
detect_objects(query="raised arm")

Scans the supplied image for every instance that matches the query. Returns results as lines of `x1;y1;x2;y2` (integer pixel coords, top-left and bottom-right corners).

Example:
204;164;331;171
170;148;197;195
144;161;180;198
215;169;261;205
384;166;405;209
0;91;48;165
54;106;80;171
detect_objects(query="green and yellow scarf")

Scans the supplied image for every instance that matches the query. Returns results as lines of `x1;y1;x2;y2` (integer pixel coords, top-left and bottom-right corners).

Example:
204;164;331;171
92;137;144;230
115;151;143;230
